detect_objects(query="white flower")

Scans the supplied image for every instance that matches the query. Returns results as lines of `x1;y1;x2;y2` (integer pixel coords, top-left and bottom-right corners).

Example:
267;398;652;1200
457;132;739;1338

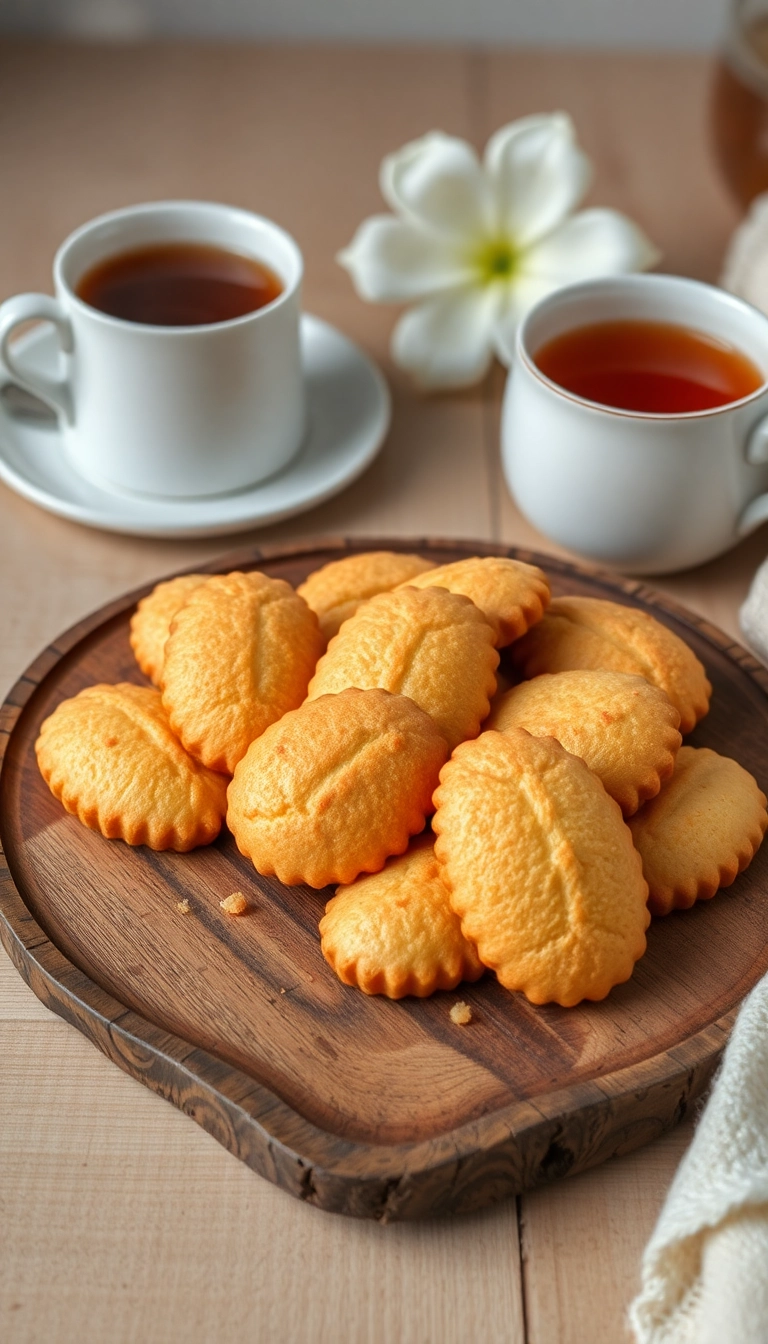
338;114;660;389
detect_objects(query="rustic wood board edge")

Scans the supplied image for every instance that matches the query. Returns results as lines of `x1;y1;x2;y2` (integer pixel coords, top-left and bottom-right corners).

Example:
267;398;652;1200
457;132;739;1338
0;537;761;1221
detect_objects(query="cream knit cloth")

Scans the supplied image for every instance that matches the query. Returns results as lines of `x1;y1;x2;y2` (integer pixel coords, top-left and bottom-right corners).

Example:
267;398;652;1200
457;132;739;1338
742;557;768;668
628;977;768;1343
629;569;768;1341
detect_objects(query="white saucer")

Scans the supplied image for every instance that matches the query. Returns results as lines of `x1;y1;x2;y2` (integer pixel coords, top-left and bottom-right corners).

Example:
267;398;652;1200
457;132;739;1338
0;315;390;538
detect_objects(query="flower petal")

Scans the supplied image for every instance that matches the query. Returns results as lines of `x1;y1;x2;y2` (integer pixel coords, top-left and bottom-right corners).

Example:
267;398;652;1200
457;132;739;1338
391;285;502;389
491;209;661;365
522;208;661;281
381;132;495;242
337;215;474;302
492;282;552;366
484;113;592;247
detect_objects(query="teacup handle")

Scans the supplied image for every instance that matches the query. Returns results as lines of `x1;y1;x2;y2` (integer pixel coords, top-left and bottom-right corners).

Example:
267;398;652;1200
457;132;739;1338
738;413;768;537
0;294;74;424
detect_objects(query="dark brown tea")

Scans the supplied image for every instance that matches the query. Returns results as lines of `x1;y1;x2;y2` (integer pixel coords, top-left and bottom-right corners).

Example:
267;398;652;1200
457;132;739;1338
76;242;283;326
534;319;763;414
711;16;768;208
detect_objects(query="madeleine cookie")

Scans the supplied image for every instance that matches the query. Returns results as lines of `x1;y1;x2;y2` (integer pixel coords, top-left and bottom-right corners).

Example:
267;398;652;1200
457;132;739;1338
433;729;649;1006
320;835;483;998
399;555;550;647
487;669;681;815
129;573;208;685
35;683;228;850
227;688;448;888
306;586;499;752
297;551;435;643
628;746;768;915
161;570;323;774
511;596;711;734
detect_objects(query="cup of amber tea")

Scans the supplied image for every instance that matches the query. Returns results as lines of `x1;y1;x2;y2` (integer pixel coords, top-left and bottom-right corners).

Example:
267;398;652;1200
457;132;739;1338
0;201;306;497
502;274;768;573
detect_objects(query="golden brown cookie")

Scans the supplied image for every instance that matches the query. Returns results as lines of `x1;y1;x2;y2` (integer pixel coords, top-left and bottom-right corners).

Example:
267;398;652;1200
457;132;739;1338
487;669;682;816
306;586;499;752
227;688;448;888
129;573;208;686
161;570;323;774
628;745;768;915
35;683;228;850
297;551;435;643
320;834;483;998
399;555;550;647
510;595;711;734
433;729;649;1006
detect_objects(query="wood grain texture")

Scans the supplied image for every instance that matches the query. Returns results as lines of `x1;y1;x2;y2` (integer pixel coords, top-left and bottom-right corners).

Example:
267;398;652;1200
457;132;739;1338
521;1117;696;1344
0;1021;526;1344
1;537;766;1220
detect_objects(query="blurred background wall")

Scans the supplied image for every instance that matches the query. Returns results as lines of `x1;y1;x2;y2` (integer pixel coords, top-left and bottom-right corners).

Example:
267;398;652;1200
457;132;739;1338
0;0;729;47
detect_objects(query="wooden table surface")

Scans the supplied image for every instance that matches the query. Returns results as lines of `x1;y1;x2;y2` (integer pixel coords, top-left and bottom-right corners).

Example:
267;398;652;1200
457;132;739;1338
0;39;763;1344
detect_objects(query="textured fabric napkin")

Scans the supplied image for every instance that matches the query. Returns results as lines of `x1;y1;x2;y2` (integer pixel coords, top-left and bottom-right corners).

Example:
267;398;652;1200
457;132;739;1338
628;977;768;1343
742;557;768;667
629;356;768;1340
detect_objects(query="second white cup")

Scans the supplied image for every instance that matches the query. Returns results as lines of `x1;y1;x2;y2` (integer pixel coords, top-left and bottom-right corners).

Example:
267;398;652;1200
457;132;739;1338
502;274;768;574
0;200;306;499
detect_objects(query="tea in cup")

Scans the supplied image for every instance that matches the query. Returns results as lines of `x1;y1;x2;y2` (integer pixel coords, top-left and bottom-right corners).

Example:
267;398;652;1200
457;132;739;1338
76;240;284;327
0;200;306;498
502;274;768;573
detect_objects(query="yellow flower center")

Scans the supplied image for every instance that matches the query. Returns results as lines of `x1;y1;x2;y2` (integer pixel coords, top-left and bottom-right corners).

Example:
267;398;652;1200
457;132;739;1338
474;237;518;284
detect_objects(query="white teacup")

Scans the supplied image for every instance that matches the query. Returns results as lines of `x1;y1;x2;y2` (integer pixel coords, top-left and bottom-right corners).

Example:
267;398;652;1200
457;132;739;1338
502;274;768;573
0;201;306;498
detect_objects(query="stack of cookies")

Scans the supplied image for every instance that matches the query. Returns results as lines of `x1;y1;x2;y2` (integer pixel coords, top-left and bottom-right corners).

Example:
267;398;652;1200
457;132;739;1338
35;550;768;1010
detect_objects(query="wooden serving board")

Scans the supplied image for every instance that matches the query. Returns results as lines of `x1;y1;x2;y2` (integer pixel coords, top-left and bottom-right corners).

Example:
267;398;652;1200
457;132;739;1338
2;538;767;1222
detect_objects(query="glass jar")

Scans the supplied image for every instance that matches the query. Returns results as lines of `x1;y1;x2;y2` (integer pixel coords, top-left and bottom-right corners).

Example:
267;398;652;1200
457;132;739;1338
712;0;768;208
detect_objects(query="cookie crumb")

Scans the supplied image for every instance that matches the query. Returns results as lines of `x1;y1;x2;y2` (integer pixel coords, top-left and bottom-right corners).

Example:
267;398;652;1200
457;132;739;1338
450;1001;472;1026
279;987;286;995
176;898;191;915
220;891;248;916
